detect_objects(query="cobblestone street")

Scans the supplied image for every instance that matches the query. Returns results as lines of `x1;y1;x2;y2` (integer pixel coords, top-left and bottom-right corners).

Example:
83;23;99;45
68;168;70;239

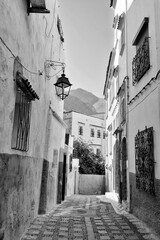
21;195;159;240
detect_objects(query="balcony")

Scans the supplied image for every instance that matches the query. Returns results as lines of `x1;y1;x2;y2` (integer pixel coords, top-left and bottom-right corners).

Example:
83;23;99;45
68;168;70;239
132;37;150;85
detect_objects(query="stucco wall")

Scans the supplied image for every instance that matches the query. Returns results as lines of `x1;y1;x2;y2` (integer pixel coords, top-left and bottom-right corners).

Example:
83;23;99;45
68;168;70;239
0;154;43;240
128;86;160;178
130;172;160;236
79;174;105;195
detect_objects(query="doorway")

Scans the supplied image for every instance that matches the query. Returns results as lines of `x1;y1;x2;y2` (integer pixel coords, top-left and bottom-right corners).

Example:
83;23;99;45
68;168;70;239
62;155;67;201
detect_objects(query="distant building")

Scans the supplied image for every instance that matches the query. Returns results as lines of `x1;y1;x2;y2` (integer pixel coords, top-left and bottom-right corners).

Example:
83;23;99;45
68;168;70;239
63;111;106;158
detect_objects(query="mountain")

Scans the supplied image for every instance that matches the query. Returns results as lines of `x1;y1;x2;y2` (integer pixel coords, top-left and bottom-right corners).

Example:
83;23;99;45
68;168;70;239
64;88;106;118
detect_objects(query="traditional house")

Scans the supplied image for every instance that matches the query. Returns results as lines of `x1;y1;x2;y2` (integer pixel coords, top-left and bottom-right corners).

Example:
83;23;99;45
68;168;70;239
0;0;70;239
104;0;160;235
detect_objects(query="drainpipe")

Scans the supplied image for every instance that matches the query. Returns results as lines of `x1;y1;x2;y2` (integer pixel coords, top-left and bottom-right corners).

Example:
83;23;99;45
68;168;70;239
125;0;131;213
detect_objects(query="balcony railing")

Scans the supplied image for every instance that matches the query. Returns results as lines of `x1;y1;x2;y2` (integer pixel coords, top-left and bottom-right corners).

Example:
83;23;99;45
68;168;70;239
132;37;150;85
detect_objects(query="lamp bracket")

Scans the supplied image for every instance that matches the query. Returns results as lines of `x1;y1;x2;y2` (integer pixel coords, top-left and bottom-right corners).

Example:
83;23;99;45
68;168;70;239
44;60;66;79
45;60;66;69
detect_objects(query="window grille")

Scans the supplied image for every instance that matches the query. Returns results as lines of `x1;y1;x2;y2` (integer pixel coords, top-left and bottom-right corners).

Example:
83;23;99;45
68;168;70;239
132;18;150;85
11;89;31;151
11;71;39;151
132;37;150;85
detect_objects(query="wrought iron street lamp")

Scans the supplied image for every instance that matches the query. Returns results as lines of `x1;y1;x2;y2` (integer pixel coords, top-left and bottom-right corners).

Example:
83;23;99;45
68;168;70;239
54;69;72;100
45;60;72;100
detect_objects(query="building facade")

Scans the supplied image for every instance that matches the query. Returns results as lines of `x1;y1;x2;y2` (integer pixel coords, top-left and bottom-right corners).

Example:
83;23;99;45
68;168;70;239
0;1;68;239
104;0;160;234
63;111;106;158
103;0;128;201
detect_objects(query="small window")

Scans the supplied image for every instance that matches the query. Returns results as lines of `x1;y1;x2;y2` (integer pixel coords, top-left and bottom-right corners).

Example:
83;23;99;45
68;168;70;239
109;131;112;155
103;131;106;139
110;0;117;8
120;26;125;56
90;128;94;137
69;155;72;172
65;133;69;145
78;126;83;136
97;130;101;138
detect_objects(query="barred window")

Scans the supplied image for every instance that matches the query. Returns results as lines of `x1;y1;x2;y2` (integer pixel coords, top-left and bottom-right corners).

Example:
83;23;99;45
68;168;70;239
11;71;39;151
11;88;31;151
132;18;150;85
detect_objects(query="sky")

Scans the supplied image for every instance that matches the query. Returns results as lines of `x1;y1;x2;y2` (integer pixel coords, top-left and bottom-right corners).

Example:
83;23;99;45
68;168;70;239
59;0;114;98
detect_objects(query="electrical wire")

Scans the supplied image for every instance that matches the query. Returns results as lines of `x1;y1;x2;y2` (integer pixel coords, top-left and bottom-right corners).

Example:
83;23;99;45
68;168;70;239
0;36;43;76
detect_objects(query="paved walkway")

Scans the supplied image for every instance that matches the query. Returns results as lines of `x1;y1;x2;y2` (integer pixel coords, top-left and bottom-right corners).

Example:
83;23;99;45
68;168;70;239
21;195;159;240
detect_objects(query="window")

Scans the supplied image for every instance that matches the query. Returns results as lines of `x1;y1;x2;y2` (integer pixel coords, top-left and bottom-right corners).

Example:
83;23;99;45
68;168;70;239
27;0;50;14
11;71;39;151
120;26;125;56
109;131;112;155
78;126;83;136
69;155;72;172
65;133;69;145
132;18;150;85
120;98;126;123
109;79;115;108
110;0;117;8
112;14;118;28
97;130;101;138
106;135;108;156
90;128;94;137
96;148;100;155
103;131;106;139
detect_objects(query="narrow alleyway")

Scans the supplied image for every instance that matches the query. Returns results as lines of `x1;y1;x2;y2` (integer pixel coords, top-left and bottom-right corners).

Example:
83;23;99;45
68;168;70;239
21;195;158;240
